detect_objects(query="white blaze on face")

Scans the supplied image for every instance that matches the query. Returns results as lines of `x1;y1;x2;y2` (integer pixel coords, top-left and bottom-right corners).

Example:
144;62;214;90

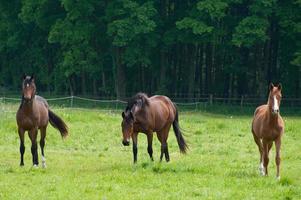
273;95;279;112
26;83;29;87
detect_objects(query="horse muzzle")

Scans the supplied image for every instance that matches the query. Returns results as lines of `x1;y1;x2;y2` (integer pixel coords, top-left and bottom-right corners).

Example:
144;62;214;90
122;140;130;146
23;96;33;102
272;109;279;115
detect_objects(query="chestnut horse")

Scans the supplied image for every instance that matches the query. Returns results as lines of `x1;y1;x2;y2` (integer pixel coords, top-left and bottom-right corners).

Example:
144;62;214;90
121;93;188;163
252;83;284;180
16;75;68;167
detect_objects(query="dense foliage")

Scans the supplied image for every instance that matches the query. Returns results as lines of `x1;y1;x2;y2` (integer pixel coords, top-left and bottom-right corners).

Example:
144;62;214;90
0;0;300;98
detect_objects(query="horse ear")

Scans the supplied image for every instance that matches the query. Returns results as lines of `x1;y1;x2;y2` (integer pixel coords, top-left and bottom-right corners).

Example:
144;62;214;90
22;74;26;80
277;83;282;91
122;111;125;119
140;96;145;105
269;83;274;91
130;111;135;121
139;93;149;106
136;99;143;108
30;74;35;82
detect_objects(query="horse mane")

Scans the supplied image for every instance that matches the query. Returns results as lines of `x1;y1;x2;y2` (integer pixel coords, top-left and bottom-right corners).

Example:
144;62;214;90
19;96;25;109
126;92;149;111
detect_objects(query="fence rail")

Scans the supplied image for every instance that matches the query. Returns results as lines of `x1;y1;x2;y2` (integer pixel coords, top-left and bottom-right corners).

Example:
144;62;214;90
1;95;301;110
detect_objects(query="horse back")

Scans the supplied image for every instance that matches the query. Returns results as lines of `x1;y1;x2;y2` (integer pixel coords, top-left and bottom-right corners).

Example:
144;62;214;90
35;95;49;108
149;95;176;115
148;95;176;129
35;96;49;127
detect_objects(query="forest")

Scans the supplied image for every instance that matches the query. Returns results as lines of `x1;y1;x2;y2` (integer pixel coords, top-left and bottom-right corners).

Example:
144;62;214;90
0;0;300;99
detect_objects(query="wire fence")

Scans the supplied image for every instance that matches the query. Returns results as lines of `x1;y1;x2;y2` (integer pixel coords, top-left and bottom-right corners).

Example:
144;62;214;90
1;95;301;114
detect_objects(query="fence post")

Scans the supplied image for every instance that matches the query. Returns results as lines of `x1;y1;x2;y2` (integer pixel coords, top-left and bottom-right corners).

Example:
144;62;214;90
240;95;244;107
0;97;3;113
70;96;74;108
209;94;213;105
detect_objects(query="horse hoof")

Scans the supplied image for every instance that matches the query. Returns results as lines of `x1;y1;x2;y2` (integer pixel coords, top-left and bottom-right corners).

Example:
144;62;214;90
258;163;265;176
42;156;46;168
260;169;266;176
276;176;281;181
33;164;38;168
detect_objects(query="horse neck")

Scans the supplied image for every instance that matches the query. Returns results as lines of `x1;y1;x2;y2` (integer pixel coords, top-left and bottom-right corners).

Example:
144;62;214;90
20;96;36;113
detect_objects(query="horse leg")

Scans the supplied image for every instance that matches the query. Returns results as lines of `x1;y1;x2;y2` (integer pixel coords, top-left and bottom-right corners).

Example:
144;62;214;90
164;144;170;162
132;132;138;163
158;126;170;162
252;134;264;175
275;137;281;180
159;143;168;162
18;128;25;166
147;132;154;161
262;140;272;176
156;133;164;162
40;126;47;168
163;125;171;162
268;142;273;153
29;128;39;167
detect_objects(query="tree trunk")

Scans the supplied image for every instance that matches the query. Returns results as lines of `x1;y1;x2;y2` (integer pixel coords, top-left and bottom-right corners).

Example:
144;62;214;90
115;47;126;99
102;71;106;95
270;13;279;81
205;43;212;94
81;71;86;95
188;44;197;99
159;50;167;92
69;75;75;96
195;44;202;97
237;47;249;95
93;78;97;96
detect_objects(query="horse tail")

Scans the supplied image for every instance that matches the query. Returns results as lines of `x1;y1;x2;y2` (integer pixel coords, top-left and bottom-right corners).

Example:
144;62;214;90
48;109;68;138
172;107;188;154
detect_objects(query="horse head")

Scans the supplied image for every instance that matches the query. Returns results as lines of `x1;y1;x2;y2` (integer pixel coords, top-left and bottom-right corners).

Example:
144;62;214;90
121;110;134;146
268;83;282;115
121;93;149;146
22;74;36;102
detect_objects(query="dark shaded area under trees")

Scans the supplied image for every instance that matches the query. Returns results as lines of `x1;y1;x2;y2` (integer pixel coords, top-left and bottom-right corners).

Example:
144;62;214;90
0;0;300;99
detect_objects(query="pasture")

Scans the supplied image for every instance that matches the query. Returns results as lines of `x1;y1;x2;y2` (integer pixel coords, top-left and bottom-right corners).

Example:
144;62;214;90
0;104;300;199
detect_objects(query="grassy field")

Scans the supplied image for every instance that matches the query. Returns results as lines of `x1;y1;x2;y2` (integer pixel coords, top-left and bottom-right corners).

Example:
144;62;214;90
0;104;300;200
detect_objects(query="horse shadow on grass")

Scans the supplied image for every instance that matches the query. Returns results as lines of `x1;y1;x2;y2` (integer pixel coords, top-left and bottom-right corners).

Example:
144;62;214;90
136;161;210;175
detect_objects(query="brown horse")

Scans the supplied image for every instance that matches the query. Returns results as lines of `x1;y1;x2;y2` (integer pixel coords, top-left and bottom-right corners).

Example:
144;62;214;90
121;93;188;163
16;75;68;167
251;83;284;180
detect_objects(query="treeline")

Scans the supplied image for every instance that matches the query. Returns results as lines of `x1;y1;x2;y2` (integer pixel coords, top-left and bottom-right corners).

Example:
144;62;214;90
0;0;300;98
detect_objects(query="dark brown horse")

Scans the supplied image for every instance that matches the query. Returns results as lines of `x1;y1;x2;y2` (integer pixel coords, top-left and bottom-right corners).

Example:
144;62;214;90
121;93;188;163
252;83;284;180
16;75;68;167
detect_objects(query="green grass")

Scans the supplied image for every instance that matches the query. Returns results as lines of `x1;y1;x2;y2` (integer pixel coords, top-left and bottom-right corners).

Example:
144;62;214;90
0;105;300;199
